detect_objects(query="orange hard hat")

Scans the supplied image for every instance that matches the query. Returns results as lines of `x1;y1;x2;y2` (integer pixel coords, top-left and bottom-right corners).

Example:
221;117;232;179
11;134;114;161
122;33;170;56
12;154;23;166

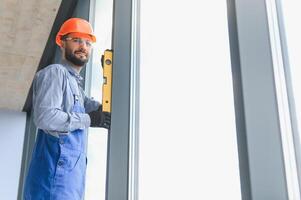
56;18;96;47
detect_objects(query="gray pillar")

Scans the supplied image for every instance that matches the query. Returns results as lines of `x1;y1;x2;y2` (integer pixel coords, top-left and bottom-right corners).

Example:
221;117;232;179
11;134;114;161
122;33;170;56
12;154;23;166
105;0;133;199
228;0;289;199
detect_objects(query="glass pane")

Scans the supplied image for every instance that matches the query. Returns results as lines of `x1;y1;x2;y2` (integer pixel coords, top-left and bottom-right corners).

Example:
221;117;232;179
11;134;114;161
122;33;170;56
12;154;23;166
84;0;113;199
139;1;241;199
280;0;301;143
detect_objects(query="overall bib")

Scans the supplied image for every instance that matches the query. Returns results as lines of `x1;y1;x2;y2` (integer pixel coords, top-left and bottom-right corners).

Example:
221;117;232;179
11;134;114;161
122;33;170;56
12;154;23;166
24;79;87;200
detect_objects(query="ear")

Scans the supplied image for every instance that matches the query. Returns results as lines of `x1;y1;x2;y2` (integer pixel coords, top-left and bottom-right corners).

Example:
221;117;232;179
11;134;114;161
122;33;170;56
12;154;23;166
61;45;66;59
60;41;65;48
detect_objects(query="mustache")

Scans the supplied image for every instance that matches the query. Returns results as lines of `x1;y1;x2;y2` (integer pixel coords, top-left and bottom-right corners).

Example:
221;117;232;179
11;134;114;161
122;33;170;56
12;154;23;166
74;49;87;54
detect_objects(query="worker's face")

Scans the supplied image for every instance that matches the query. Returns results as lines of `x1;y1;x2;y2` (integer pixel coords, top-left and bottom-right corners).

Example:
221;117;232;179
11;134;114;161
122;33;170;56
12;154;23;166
63;37;92;67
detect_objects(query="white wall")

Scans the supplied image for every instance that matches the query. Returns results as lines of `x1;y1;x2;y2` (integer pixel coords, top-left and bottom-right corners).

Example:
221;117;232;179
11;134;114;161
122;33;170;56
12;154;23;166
0;109;26;200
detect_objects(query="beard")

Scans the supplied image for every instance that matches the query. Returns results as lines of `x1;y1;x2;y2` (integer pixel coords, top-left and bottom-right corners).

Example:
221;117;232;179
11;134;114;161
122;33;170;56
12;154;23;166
65;47;89;67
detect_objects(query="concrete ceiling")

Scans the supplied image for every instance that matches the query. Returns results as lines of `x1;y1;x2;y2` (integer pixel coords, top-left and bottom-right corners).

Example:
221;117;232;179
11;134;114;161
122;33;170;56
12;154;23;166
0;0;62;111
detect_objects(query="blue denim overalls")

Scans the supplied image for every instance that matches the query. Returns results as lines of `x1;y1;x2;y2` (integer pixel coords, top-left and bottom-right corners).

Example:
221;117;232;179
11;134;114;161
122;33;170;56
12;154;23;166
24;74;87;200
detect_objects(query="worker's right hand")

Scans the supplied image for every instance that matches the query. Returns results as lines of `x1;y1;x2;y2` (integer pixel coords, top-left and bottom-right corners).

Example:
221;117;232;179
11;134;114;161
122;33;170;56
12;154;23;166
88;106;111;129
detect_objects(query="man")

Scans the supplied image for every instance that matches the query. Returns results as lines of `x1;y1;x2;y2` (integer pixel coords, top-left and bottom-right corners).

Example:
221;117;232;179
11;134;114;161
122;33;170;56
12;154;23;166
23;18;110;200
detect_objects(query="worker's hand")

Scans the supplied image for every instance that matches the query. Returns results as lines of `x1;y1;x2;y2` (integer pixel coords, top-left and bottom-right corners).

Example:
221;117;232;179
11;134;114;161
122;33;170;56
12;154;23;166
88;106;111;129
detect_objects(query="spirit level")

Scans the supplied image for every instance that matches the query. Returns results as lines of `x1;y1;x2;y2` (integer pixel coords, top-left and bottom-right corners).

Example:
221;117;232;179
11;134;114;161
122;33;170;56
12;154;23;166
101;49;113;113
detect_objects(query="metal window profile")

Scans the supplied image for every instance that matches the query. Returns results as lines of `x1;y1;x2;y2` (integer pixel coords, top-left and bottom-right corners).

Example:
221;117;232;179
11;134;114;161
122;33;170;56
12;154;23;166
273;0;301;197
265;0;300;199
226;1;252;198
128;0;140;199
105;0;136;199
228;0;291;199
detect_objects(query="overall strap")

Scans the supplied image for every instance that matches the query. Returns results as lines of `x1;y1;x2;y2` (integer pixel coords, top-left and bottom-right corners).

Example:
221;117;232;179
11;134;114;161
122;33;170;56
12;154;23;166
65;71;81;105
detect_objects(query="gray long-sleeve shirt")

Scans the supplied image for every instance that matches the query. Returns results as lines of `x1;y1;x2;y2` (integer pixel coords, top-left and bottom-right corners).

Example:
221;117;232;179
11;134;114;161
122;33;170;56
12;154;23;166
32;61;100;137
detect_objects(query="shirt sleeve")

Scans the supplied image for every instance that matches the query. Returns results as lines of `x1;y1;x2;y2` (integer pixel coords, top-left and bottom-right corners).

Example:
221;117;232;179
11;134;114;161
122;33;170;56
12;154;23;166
33;65;91;132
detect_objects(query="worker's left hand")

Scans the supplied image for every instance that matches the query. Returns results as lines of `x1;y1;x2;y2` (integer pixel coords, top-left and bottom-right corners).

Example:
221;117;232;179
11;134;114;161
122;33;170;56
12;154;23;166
88;106;111;129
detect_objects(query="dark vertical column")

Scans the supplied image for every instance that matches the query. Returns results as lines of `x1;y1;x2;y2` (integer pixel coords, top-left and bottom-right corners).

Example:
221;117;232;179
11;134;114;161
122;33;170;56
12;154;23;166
226;1;252;199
